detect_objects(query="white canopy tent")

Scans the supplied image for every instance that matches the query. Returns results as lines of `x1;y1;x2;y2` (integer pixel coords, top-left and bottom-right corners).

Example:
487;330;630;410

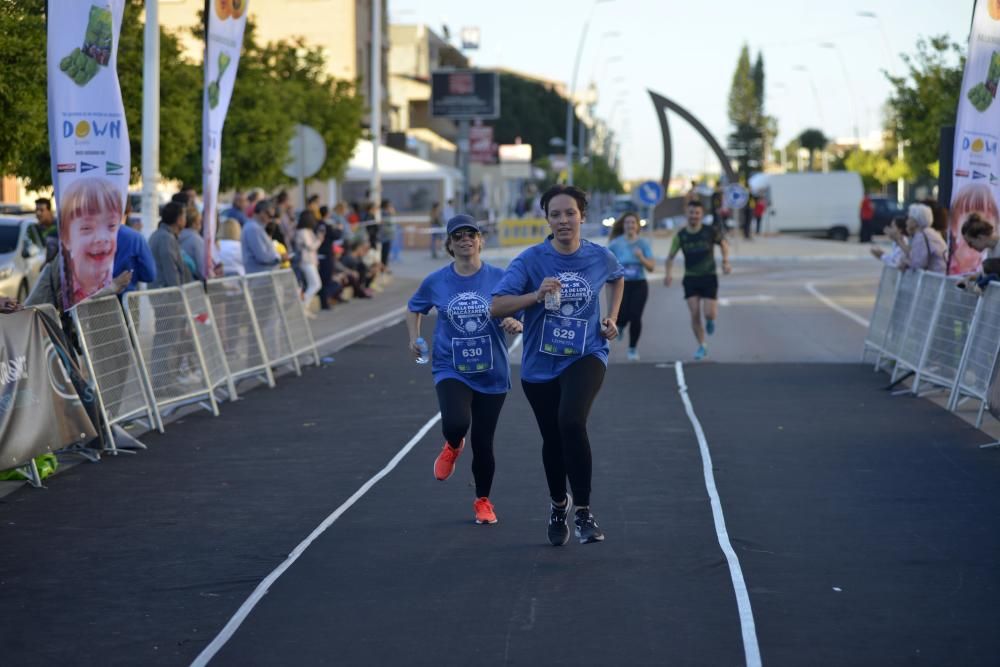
340;141;461;210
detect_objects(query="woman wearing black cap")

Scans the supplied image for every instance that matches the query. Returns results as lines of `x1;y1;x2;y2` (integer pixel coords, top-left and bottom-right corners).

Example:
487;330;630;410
406;214;523;525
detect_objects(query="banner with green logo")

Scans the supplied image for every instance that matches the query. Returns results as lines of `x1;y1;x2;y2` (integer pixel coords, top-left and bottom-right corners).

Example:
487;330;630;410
46;1;130;308
202;0;249;273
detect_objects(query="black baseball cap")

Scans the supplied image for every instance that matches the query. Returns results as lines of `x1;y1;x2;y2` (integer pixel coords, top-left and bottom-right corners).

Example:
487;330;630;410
446;214;481;235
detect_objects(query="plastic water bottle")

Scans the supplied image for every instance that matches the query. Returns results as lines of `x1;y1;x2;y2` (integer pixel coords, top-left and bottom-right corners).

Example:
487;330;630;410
544;289;561;312
415;337;429;365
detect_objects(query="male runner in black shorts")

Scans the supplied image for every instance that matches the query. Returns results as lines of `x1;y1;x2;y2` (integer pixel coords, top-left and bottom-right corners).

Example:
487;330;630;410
664;199;731;360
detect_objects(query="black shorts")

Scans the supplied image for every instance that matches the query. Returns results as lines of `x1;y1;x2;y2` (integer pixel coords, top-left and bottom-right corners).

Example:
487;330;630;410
682;275;718;300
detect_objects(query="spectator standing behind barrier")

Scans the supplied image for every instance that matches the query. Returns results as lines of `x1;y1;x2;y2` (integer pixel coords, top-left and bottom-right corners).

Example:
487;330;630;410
179;205;206;281
962;213;1000;262
217;219;245;276
148;202;196;387
113;223;156;296
900;203;947;273
149;202;191;289
870;217;909;269
223;191;249;227
379;199;395;273
295;210;324;316
242;201;283;274
35;197;60;264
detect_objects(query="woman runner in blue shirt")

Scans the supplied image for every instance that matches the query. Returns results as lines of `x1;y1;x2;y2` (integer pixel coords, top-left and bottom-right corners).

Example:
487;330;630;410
607;211;656;361
491;185;624;546
406;215;523;525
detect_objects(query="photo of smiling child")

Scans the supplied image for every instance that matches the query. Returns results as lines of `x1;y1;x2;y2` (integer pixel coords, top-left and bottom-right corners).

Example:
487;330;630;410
58;176;122;306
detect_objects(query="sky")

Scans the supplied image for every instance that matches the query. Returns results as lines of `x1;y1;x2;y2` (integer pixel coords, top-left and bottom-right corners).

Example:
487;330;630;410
390;0;973;182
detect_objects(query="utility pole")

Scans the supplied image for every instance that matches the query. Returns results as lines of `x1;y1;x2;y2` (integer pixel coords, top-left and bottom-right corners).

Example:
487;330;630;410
370;0;382;225
140;0;160;238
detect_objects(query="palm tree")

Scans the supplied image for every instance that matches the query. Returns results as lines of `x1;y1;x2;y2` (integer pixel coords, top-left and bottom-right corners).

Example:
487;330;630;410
797;129;828;171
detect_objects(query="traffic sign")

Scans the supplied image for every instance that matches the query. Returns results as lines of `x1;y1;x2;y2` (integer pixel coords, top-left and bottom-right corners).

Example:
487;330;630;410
636;180;664;206
724;183;750;209
283;124;326;181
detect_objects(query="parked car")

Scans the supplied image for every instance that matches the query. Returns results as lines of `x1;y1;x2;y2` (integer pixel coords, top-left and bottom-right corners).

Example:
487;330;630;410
0;203;34;215
861;195;907;243
0;216;46;301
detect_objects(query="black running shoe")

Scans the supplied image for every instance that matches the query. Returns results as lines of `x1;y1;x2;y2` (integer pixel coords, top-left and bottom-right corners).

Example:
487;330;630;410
574;508;605;544
547;502;571;546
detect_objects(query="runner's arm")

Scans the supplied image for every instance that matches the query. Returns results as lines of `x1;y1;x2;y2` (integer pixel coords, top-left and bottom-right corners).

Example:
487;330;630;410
491;291;542;318
638;242;656;272
719;237;732;274
605;276;624;322
664;235;680;285
405;311;424;358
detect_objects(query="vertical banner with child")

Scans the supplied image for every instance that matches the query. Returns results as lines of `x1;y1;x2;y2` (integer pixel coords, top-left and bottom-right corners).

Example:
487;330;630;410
949;0;1000;274
202;0;249;275
46;1;129;308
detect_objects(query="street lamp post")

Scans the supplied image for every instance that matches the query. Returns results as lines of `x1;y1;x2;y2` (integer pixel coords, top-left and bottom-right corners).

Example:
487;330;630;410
819;42;860;141
566;0;614;186
792;64;825;128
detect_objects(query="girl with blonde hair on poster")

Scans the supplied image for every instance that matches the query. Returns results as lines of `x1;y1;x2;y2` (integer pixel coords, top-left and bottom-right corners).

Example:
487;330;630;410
58;177;123;306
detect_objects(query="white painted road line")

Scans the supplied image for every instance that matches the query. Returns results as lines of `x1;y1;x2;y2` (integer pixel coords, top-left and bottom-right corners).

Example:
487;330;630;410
312;306;408;352
674;362;762;667
805;282;870;328
718;295;775;306
191;334;523;666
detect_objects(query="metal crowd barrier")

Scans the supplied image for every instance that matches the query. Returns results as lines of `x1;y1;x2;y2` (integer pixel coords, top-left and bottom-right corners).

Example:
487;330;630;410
915;277;979;396
245;272;299;376
124;287;220;424
861;264;900;367
947;283;1000;427
205;276;275;388
182;283;237;402
865;266;1000;430
272;269;321;368
893;271;945;385
73;295;159;449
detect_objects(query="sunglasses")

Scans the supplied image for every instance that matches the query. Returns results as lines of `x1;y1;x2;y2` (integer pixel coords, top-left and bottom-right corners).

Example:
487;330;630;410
450;229;479;241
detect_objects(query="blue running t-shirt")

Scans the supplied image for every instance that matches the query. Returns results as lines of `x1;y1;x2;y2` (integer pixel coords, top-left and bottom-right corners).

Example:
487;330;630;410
408;262;512;394
492;238;624;383
608;236;654;281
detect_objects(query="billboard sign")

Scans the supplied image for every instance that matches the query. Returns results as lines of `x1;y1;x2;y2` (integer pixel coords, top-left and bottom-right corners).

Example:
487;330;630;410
430;69;500;119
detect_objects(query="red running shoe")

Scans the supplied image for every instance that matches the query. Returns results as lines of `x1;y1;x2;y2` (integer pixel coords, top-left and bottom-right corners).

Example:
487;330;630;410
433;439;464;481
474;497;497;524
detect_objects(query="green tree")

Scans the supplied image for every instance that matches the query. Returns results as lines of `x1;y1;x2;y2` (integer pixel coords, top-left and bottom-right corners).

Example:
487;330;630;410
885;35;964;179
797;128;828;171
0;1;47;187
572;153;623;194
727;45;765;181
492;73;581;167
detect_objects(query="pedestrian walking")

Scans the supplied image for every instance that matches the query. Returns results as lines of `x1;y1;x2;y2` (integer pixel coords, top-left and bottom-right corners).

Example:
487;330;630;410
491;184;624;546
608;211;655;361
664;199;731;361
406;214;523;525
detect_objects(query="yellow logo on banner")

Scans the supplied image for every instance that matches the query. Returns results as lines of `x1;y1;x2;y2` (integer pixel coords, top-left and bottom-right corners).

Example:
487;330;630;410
75;121;90;138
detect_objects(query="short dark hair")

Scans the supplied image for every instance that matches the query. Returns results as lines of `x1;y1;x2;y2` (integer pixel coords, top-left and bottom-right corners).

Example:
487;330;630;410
254;199;273;216
319;205;329;218
687;199;705;210
962;212;994;239
540;184;588;217
171;191;190;205
161;201;185;227
35;198;51;210
276;190;289;204
307;194;320;205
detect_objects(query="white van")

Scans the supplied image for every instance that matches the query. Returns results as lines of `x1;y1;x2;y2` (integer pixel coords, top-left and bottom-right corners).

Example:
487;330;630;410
750;172;863;241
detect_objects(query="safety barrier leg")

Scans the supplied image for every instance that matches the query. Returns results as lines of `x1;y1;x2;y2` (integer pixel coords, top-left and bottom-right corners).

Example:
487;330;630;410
890;272;925;385
241;277;277;388
270;277;302;377
120;300;166;434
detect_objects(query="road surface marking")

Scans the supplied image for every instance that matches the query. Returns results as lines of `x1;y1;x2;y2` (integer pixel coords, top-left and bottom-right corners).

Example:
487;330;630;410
675;362;762;667
191;333;523;666
718;295;775;306
805;282;870;328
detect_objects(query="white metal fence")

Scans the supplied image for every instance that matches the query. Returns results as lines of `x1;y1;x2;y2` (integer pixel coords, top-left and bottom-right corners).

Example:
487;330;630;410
865;265;1000;429
66;271;317;451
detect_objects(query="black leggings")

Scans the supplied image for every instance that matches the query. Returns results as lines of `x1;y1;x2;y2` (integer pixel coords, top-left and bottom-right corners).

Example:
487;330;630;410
521;355;606;507
616;280;649;348
435;379;507;498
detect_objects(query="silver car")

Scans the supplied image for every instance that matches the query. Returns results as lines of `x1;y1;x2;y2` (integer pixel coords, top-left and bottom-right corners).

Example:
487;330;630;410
0;216;46;301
